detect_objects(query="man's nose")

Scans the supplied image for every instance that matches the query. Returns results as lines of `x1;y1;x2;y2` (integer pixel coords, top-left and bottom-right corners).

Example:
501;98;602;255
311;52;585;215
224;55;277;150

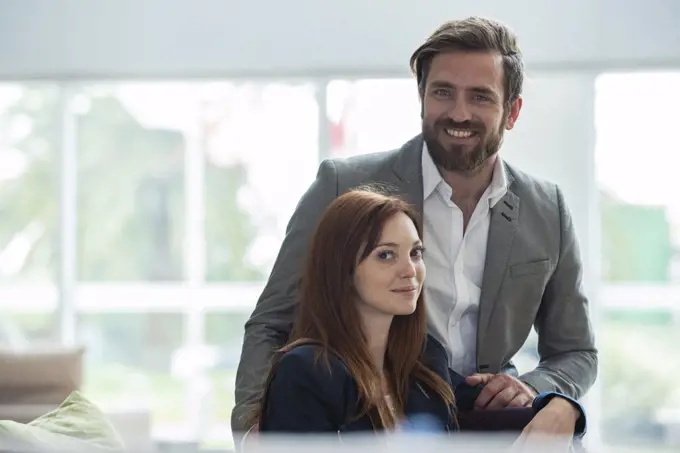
447;95;472;122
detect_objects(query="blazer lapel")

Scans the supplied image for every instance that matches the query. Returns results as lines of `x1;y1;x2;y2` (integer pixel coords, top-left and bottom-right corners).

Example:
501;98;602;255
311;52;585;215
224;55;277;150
476;176;520;372
391;135;425;226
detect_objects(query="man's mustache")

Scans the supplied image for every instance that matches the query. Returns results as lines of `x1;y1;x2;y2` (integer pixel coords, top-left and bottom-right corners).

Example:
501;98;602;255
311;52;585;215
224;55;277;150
436;120;485;132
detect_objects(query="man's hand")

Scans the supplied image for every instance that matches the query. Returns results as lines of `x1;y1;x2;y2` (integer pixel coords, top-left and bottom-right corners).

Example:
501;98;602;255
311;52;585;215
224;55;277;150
511;397;579;452
465;373;537;410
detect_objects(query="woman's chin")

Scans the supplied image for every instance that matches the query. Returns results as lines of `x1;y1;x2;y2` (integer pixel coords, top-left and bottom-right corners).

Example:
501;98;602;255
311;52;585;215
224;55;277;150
391;303;418;316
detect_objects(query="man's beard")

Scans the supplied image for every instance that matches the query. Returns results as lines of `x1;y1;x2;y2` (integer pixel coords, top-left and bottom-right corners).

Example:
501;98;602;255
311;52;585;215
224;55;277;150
422;118;505;174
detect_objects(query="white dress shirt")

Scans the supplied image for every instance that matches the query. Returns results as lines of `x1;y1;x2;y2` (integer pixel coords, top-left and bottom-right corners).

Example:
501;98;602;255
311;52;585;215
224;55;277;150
422;145;508;376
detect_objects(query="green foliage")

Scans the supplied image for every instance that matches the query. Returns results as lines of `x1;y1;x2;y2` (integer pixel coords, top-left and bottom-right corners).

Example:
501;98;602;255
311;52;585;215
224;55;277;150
0;86;266;283
0;86;61;281
600;191;672;283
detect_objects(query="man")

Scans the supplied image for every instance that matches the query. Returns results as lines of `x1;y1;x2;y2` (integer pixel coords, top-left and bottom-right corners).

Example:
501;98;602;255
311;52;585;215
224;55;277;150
232;16;597;436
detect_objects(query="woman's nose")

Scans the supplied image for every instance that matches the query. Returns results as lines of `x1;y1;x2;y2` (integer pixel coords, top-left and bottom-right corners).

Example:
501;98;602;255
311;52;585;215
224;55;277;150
399;259;417;278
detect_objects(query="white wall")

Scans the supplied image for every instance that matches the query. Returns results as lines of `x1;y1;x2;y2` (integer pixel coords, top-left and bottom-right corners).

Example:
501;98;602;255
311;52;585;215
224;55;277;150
1;0;678;80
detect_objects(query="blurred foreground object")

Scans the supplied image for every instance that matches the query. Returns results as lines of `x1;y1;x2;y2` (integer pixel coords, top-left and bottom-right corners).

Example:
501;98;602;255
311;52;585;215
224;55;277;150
0;347;84;423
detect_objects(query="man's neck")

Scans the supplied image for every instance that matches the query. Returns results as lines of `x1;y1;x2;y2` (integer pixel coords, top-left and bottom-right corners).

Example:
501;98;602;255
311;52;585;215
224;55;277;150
440;154;498;226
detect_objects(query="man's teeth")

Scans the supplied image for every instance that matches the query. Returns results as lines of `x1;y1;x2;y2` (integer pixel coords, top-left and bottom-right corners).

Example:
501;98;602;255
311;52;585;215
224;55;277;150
445;128;474;138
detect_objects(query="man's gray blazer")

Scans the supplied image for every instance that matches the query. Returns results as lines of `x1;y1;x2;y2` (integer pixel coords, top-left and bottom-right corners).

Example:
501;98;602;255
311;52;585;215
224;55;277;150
231;135;598;433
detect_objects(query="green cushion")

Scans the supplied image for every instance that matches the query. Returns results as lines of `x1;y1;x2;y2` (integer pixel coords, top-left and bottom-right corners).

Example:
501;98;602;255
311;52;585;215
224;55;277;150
0;391;125;452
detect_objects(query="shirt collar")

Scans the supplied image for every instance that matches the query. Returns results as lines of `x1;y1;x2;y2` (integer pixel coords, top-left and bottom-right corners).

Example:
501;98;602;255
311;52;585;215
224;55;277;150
422;143;443;200
421;143;509;207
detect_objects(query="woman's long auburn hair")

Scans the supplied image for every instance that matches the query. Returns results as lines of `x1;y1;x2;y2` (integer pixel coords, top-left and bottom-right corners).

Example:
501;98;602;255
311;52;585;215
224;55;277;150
251;186;455;430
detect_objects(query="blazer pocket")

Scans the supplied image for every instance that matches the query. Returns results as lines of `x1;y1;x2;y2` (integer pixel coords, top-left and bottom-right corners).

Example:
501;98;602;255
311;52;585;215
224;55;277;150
510;259;550;278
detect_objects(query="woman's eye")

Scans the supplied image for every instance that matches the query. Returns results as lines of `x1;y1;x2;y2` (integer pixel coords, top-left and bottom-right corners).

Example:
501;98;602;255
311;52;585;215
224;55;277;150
377;250;394;260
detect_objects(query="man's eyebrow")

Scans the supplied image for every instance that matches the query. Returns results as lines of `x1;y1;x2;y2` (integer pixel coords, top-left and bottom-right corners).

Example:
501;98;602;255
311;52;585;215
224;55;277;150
429;81;499;97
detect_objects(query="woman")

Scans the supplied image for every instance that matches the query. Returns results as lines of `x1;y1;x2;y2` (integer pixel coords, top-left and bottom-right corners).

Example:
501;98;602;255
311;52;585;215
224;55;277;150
248;188;585;440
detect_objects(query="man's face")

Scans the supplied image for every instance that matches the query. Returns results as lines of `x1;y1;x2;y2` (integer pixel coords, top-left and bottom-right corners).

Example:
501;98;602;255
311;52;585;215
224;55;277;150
421;51;521;174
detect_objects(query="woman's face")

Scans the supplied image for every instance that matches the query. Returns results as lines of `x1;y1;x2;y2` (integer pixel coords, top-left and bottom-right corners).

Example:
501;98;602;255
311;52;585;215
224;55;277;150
353;212;426;318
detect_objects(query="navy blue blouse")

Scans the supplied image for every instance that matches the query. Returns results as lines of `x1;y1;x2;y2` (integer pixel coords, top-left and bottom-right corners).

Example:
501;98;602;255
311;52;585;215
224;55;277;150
259;335;586;436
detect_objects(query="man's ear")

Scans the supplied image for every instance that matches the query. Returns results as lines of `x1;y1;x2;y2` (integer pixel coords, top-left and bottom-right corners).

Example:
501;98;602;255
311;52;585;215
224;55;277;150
505;96;522;130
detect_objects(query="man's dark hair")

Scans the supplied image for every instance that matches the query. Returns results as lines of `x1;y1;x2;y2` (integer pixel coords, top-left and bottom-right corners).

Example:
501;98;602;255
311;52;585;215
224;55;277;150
409;16;524;108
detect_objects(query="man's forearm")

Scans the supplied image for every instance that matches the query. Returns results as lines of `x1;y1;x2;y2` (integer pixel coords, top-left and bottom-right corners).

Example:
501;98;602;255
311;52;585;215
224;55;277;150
519;349;598;399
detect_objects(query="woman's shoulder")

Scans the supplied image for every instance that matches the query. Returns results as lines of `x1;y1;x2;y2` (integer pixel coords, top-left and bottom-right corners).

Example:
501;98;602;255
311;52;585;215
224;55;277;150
274;343;352;386
424;334;447;356
422;334;449;366
420;334;453;384
278;343;323;363
278;343;343;365
261;344;356;432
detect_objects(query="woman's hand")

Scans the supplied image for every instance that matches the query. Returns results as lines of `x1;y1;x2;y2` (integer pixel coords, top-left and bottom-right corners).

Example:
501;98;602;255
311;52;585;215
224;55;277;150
512;397;579;452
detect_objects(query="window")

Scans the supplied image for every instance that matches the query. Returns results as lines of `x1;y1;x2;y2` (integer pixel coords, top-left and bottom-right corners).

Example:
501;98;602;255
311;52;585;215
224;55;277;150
0;81;319;447
0;84;60;285
326;79;420;157
596;72;680;284
69;81;318;445
0;84;60;344
76;84;187;282
204;82;319;281
596;72;680;447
